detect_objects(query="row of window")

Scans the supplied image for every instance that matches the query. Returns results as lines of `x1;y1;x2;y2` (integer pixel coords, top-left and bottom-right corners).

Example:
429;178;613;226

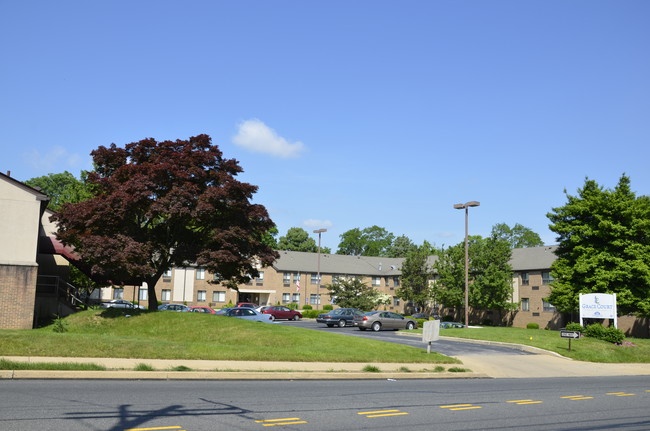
520;271;554;286
520;298;556;312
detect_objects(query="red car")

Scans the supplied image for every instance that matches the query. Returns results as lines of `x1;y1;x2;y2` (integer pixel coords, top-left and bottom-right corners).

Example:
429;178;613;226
262;306;302;321
236;302;258;309
187;306;217;314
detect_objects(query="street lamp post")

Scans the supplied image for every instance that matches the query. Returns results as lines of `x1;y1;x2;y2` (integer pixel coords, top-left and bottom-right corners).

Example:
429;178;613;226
453;201;480;328
313;228;327;307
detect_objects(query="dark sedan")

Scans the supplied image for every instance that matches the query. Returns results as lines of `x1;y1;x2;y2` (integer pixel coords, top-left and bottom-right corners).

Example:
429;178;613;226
316;308;364;327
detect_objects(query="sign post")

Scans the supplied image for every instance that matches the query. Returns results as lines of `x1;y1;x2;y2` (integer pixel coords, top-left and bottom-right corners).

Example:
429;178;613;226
560;330;581;352
422;320;440;354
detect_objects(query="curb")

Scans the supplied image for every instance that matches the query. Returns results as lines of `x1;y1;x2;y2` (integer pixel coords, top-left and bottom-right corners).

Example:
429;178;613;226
0;369;490;380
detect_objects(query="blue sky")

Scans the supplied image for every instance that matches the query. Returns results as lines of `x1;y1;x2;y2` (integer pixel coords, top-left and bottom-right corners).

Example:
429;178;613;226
2;1;648;251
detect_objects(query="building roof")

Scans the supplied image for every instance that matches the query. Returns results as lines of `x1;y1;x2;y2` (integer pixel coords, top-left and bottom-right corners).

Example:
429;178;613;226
509;245;558;271
272;246;557;276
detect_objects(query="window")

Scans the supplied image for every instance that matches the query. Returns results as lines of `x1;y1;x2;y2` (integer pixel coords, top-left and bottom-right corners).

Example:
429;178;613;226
292;293;300;303
393;277;400;287
521;298;530;311
113;288;124;299
138;288;148;301
542;272;554;285
282;293;290;304
293;273;300;283
393;296;400;306
311;273;319;284
212;291;225;302
197;290;206;302
161;289;171;301
521;272;529;286
283;273;291;286
163;269;172;282
196;268;205;280
309;294;321;305
543;300;556;312
372;277;381;286
256;271;264;285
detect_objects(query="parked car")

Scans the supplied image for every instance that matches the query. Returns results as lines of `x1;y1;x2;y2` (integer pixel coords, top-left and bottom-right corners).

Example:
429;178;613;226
316;308;364;327
440;321;465;329
187;306;217;314
236;302;258;309
101;299;145;310
214;307;233;315
411;313;440;320
157;303;190;312
354;311;417;332
262;306;302;321
219;307;274;323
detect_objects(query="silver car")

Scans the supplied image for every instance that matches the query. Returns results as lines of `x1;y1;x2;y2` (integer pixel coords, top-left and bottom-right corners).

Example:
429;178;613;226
354;311;417;332
101;299;145;310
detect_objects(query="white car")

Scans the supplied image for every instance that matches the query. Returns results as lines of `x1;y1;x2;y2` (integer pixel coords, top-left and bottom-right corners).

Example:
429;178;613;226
219;307;274;323
101;299;145;310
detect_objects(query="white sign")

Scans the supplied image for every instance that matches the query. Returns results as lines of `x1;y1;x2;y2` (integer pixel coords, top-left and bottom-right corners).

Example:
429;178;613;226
422;320;440;355
579;293;617;328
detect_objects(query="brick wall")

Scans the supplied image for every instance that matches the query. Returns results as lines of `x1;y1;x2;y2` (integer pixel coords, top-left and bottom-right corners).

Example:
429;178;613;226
0;264;37;329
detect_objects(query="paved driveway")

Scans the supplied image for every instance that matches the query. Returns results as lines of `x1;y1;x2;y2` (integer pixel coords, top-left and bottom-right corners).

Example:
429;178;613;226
278;319;533;357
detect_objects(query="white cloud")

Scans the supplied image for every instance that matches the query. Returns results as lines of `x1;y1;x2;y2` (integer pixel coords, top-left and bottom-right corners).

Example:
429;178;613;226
24;146;86;173
303;219;333;229
232;119;305;158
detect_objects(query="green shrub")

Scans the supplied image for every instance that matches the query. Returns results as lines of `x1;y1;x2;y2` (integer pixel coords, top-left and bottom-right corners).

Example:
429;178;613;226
52;315;68;333
584;323;625;344
134;363;154;371
565;322;583;332
323;304;333;311
303;304;313;310
363;365;381;372
481;318;493;326
526;323;540;329
301;310;319;318
288;303;298;310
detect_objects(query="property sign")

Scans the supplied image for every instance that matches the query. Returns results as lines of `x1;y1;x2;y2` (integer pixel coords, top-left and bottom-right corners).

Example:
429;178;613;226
579;293;617;328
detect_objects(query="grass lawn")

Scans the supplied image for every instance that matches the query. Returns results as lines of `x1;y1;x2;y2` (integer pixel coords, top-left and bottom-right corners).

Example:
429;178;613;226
433;326;650;363
0;309;458;364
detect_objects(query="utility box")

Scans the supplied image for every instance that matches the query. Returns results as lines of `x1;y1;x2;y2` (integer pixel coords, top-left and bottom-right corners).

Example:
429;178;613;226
422;320;440;353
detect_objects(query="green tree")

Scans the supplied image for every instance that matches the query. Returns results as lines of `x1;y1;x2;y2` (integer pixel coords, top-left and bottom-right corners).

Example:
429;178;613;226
336;225;395;256
277;227;331;253
261;226;279;249
25;171;93;212
396;245;433;311
547;175;650;315
324;277;380;311
433;235;514;316
386;235;417;258
491;223;544;248
53;134;279;310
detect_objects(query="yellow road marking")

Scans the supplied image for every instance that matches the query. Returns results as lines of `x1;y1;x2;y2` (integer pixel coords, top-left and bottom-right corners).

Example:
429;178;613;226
440;404;482;410
366;412;409;417
358;409;409;417
256;418;301;423
506;399;543;404
607;392;636;396
440;404;472;408
125;427;183;431
256;417;308;426
561;395;593;400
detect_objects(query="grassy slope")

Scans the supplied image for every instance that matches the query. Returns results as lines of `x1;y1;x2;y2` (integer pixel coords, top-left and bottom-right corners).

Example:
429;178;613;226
0;309;457;364
438;326;650;363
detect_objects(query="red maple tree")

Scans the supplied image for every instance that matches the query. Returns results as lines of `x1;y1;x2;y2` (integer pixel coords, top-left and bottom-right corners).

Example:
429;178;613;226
53;134;279;309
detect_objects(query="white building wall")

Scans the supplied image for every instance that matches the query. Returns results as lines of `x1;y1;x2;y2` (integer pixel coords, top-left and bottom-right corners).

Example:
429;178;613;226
173;268;195;303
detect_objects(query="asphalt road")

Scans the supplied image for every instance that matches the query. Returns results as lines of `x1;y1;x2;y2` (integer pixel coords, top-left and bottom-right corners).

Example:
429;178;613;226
2;377;649;430
276;318;533;357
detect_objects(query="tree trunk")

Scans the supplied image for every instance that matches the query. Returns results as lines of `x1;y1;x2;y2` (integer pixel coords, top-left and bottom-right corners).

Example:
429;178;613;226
146;276;161;311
